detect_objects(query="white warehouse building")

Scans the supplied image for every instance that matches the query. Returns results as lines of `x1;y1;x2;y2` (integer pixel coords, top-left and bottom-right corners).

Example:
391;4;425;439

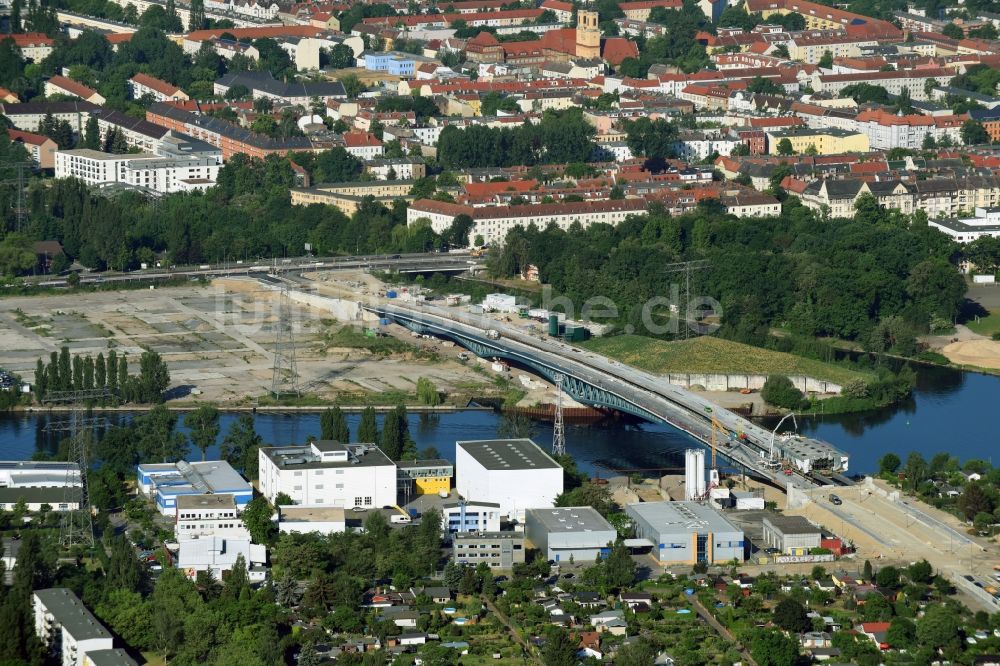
455;439;563;520
524;506;617;562
258;440;397;509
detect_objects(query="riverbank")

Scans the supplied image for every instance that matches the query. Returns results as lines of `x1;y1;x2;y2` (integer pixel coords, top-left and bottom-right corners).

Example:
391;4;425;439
17;403;494;414
579;335;870;387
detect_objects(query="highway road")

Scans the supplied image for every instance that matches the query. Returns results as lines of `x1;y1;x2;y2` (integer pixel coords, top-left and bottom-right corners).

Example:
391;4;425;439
28;251;482;288
796;482;1000;613
368;300;830;491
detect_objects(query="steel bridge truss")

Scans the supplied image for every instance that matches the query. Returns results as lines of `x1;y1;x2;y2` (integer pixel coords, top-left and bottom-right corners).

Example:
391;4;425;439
379;310;661;422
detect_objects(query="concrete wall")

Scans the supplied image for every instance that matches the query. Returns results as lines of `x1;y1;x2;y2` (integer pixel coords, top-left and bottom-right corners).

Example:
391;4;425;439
287;289;361;322
663;373;843;395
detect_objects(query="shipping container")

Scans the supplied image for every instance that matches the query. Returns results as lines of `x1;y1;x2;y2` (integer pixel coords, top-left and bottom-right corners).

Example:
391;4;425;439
387;290;397;298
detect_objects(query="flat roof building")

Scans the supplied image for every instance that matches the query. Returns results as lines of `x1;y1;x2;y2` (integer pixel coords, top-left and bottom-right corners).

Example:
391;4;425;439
761;514;822;555
83;649;138;666
626;501;746;565
33;588;114;666
137;460;252;515
175;493;250;542
442;499;502;535
396;458;453;496
277;506;346;535
453;531;526;569
258;440;396;509
0;461;79;488
525;506;617;562
456;439;563;520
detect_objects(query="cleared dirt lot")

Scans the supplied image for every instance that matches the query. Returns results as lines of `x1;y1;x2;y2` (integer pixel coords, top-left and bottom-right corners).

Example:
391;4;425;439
0;278;496;405
789;479;1000;612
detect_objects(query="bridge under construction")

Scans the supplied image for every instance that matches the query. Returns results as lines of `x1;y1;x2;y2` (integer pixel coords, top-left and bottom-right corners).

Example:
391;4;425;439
364;300;850;491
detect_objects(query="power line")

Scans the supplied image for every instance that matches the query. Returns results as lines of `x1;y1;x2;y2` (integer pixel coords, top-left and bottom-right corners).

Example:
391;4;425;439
662;260;710;339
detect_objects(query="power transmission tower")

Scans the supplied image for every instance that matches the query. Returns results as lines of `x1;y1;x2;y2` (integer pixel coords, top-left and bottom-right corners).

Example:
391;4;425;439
271;283;300;398
663;260;710;339
551;374;566;457
0;161;33;231
41;391;104;550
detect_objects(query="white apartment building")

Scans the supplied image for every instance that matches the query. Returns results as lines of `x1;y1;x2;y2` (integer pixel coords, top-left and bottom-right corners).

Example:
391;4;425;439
55;149;220;193
258;441;397;509
812;68;954;101
408;198;649;246
175;494;251;542
674;132;741;161
34;589;114;666
455;439;563;520
205;0;279;20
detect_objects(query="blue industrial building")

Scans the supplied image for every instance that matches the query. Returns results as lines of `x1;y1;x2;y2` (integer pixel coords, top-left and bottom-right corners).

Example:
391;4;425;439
137;460;252;515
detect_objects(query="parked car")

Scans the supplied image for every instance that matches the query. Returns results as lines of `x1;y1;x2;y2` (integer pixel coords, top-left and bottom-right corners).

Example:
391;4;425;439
829;494;842;505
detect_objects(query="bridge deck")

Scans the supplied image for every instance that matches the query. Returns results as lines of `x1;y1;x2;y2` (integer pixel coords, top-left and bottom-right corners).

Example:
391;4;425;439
367;301;850;490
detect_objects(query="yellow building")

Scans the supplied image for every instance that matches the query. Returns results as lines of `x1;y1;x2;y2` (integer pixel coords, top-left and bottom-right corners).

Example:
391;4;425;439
765;127;869;155
397;459;454;496
576;9;601;59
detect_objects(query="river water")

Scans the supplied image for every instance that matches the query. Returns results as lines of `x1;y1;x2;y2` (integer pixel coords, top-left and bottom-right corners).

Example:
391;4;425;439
1;363;995;474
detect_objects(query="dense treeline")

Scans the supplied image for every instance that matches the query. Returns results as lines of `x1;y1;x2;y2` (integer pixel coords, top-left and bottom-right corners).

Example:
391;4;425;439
435;108;596;169
487;197;965;345
11;154;444;272
32;346;170;404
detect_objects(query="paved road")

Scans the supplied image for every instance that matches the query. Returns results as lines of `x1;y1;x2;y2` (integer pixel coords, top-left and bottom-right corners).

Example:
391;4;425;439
368;300;825;491
798;482;999;613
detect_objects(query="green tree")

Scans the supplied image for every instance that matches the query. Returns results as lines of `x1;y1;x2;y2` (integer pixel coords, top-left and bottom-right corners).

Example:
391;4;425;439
941;22;964;39
83;115;101;150
107;350;118;394
603;541;636;590
0;233;37;277
625;116;678;161
917;604;960;651
221;413;263;477
107;534;146;593
886;617;916;650
961;119;990;145
34;359;46;401
614;638;657;666
136;350;170;402
818;50;833;68
878;452;901;475
761;375;804;409
776;137;794;156
416;377;441;406
320;406;350;442
875;566;901;588
357;406;378;443
82;356;94;391
958;481;994;521
242;496;275;544
773;597;810;633
186;404;220;461
59;346;71;391
907;559;932;584
750;629;800;666
541;626;577;666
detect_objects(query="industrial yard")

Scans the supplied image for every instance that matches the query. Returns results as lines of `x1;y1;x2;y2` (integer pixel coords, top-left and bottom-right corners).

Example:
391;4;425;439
0;277;499;405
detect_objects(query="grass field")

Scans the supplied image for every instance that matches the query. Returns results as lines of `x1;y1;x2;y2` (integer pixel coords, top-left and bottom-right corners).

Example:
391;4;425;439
580;335;871;385
966;311;1000;337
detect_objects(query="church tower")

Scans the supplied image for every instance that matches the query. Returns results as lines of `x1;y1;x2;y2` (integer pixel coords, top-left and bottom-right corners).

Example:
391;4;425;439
575;9;601;59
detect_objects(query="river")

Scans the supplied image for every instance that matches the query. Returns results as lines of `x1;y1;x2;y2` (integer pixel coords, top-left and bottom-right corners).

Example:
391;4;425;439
1;363;994;475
